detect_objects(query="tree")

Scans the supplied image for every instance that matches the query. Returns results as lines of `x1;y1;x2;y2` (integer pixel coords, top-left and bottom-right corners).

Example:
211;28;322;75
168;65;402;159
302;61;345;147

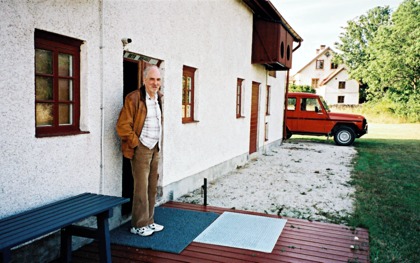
288;84;315;93
334;6;392;83
335;0;420;121
364;0;419;119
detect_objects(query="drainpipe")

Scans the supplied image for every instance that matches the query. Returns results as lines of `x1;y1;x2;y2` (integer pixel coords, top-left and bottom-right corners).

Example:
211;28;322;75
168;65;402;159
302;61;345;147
99;0;105;194
283;41;302;140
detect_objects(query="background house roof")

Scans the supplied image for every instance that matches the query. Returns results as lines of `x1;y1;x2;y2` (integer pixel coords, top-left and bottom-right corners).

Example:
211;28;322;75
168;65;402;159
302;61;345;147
292;46;334;76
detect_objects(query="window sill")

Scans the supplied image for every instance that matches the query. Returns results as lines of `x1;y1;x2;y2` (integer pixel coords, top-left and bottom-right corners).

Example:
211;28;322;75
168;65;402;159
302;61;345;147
236;116;246;119
182;120;200;124
36;130;90;138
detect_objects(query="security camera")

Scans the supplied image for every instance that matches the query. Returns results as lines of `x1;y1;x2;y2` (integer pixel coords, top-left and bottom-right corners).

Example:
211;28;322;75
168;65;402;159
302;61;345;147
121;38;132;45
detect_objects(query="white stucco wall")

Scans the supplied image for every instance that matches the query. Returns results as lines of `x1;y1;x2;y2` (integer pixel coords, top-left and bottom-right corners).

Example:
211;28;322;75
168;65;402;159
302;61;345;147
0;0;104;218
0;0;289;221
320;70;360;105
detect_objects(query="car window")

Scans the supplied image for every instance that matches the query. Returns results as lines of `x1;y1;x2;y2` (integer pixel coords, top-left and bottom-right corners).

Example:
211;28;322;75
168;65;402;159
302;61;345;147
301;98;321;112
287;98;296;110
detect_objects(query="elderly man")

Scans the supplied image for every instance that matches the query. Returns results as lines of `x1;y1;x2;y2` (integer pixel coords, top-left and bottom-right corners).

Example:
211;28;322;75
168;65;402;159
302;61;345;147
116;65;164;236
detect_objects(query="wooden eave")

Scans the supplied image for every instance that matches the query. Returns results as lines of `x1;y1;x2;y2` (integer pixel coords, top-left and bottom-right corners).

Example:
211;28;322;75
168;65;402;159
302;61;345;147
243;0;303;70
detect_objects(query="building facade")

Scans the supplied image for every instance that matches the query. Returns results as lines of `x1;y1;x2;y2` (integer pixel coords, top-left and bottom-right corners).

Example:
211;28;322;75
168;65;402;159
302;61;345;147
291;45;359;105
0;0;301;260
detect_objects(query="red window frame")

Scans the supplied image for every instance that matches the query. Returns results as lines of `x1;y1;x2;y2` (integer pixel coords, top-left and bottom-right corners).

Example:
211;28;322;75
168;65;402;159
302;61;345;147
236;78;244;118
266;85;271;116
35;30;84;137
182;66;196;123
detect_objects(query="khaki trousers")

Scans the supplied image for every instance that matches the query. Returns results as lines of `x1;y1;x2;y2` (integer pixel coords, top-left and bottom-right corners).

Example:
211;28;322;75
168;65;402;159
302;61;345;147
130;142;159;228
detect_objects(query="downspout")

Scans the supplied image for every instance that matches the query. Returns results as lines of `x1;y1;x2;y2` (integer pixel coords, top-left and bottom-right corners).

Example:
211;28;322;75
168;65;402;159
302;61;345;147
99;0;105;194
283;41;302;140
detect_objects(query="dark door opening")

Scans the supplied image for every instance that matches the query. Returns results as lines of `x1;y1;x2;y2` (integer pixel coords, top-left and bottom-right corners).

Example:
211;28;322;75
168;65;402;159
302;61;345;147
121;59;139;216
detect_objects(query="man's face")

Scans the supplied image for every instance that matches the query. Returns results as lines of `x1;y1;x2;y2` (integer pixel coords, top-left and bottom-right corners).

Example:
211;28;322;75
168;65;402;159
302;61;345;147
144;67;161;97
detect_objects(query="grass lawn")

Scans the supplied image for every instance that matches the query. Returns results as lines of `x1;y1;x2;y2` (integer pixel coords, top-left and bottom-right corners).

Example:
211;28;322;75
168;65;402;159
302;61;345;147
288;124;420;262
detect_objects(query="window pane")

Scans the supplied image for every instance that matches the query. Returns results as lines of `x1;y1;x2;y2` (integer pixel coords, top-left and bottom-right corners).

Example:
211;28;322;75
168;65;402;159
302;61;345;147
58;53;73;77
182;105;185;118
35;76;53;100
58;79;73;101
287;98;296;110
35;49;52;74
186;105;191;118
59;103;72;125
36;103;53;126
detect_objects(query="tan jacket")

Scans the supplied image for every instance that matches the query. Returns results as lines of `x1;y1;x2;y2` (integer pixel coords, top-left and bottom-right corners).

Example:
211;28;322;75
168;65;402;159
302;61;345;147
116;86;163;159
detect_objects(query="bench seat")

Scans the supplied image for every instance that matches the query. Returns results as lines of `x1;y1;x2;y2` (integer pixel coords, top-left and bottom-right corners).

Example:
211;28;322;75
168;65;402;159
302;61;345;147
0;193;129;263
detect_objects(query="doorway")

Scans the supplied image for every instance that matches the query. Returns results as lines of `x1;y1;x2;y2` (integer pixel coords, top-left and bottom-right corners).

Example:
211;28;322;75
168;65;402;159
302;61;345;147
121;59;139;216
121;52;162;216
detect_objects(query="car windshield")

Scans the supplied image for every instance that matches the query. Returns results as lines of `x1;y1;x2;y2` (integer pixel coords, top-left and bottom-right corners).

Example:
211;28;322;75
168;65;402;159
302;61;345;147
320;96;330;112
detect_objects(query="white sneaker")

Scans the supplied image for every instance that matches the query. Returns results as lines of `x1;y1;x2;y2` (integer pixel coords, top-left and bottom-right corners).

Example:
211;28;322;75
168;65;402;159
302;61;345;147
148;223;164;232
130;226;154;236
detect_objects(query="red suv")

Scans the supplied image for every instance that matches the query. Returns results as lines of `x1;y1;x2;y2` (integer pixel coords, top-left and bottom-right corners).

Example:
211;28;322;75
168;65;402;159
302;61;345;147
285;92;368;146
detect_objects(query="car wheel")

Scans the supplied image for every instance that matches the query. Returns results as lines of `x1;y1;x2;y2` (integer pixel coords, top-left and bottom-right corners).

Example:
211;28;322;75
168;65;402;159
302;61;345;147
334;126;356;146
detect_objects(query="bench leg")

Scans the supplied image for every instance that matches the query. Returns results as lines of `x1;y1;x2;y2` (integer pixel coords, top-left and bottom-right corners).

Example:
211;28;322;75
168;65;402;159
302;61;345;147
97;212;111;263
61;227;72;263
1;248;12;263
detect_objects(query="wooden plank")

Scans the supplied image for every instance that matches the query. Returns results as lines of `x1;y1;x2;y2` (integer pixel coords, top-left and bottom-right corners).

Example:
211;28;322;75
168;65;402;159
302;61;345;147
68;202;369;263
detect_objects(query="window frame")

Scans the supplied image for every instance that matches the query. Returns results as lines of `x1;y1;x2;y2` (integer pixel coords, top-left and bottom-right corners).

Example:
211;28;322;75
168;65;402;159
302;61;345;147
236;78;244;118
265;85;271;116
338;81;346;89
331;63;338;69
35;30;85;137
338;96;345;103
311;78;319;88
316;59;324;69
182;65;196;123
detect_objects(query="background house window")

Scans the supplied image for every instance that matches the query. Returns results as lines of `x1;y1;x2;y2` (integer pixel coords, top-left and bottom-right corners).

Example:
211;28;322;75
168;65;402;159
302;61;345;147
266;85;271;115
182;66;196;123
331;63;338;69
35;30;83;137
338;81;346;89
311;78;319;88
236;78;244;118
338;96;345;103
316;60;324;69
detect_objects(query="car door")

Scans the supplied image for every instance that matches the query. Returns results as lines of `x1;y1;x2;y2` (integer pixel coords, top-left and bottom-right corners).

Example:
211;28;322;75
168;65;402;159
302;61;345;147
298;97;328;133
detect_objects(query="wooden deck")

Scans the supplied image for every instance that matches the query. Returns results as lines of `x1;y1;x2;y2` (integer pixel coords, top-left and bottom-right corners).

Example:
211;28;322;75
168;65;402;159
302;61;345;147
69;202;370;263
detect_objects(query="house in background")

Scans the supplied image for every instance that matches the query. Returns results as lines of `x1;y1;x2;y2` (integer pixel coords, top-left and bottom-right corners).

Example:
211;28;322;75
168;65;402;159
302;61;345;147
291;45;360;105
0;0;301;261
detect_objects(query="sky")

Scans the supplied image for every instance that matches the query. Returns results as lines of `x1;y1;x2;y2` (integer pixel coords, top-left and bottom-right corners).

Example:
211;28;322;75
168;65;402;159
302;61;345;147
270;0;404;74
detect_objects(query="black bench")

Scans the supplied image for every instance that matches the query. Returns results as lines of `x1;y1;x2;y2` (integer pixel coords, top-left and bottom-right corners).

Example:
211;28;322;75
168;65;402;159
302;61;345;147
0;193;129;263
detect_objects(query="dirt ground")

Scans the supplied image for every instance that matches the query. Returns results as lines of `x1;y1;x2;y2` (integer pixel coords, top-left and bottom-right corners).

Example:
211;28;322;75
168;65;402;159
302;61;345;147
177;141;357;224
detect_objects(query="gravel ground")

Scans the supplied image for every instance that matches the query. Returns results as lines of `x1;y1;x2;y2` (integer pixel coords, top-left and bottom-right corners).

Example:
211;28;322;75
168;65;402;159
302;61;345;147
177;141;357;224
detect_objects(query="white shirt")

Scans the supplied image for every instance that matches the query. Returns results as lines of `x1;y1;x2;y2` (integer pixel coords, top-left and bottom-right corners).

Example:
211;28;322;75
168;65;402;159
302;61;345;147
140;92;161;149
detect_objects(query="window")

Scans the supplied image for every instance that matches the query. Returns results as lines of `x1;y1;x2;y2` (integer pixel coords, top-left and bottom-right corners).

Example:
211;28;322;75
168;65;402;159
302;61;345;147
338;96;345;103
35;30;83;137
265;85;271;115
316;60;324;69
236;78;244;118
311;78;319;88
182;66;196;123
287;97;296;110
338;81;346;89
300;98;321;112
331;63;338;69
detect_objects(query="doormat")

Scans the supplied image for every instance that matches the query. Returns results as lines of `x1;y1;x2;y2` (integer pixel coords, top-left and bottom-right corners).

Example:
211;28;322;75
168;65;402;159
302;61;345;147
194;212;287;253
111;206;219;254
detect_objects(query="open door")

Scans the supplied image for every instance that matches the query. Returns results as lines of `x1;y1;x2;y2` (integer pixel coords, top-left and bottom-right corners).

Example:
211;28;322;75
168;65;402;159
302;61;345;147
121;51;162;216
